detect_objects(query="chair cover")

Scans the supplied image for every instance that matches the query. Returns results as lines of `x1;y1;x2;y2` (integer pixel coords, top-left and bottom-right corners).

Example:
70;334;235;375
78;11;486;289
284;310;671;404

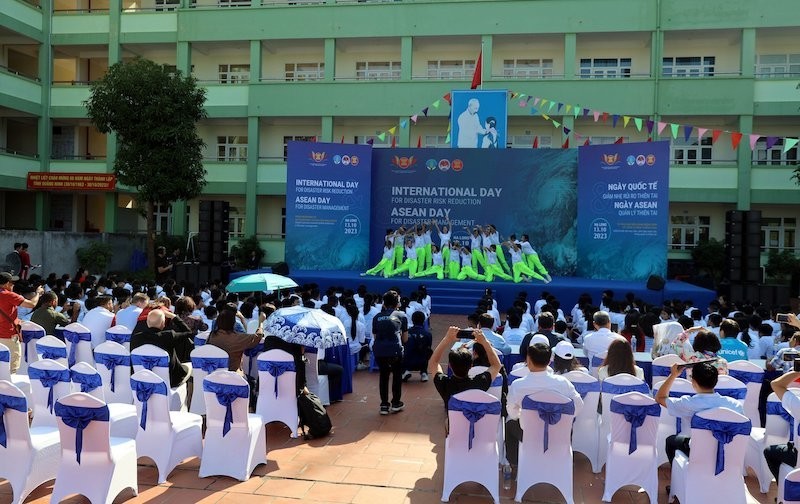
0;380;60;504
19;320;46;374
194;330;210;347
50;392;138;504
0;343;31;402
602;392;660;503
189;344;229;415
598;373;650;470
131;344;188;412
652;378;694;467
565;370;602;473
63;322;94;368
784;468;800;504
94;341;133;405
105;325;132;352
727;360;765;429
28;359;71;429
442;389;500;504
651;354;686;387
200;370;266;481
35;336;68;366
747;392;794;493
255;349;299;437
69;362;138;440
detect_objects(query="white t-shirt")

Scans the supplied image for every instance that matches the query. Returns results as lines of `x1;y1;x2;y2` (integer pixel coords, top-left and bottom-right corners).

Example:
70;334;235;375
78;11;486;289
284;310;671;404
82;306;115;348
114;305;142;332
507;370;584;420
582;327;626;361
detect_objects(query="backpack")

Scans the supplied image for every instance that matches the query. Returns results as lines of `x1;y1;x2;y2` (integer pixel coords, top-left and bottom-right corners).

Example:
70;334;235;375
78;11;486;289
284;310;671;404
297;392;332;439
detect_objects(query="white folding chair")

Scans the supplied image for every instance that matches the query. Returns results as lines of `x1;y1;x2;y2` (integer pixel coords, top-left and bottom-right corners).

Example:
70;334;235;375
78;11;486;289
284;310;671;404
105;325;132;353
516;390;575;503
131;344;188;412
51;392;138;504
602;392;660;503
131;369;203;484
241;340;262;383
200;370;266;481
652;377;694;467
305;349;330;406
778;389;800;504
589;351;607;378
715;374;748;406
727;360;765;429
63;322;95;368
0;343;31;402
94;341;133;405
747;392;793;494
28;359;71;429
469;365;506;464
508;365;529;386
69;362;138;439
598;374;650;470
651;354;686;388
19;320;46;375
256;349;299;437
193;330;210;347
35;336;68;366
565;370;602;473
0;380;60;504
669;407;753;504
784;468;800;504
189;344;230;415
442;389;501;504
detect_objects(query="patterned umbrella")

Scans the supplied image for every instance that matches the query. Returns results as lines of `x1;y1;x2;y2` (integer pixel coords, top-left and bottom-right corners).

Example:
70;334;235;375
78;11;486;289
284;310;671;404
264;306;347;349
225;273;298;293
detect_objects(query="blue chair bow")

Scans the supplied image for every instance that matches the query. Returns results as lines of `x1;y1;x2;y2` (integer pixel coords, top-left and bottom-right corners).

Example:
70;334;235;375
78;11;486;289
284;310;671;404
601;381;650;396
203;380;249;436
490;375;504;388
29;367;70;413
785;479;800;502
131;379;167;430
70;370;102;393
591;356;604;368
507;373;526;385
690;415;751;475
243;346;263;375
0;393;27;448
572;381;601;399
652;365;685;379
37;344;67;361
193;335;208;347
609;399;661;454
105;330;131;345
0;349;9;363
54;402;109;464
522;396;575;452
94;353;130;393
63;330;91;368
21;328;45;362
766;401;796;442
715;388;747;401
728;369;763;384
131;354;169;371
258;360;296;397
447;397;501;450
667;390;695;433
191;356;229;375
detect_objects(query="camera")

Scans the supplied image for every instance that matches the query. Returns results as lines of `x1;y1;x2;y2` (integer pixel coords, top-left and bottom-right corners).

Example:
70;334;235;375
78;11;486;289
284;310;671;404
457;329;476;340
777;314;792;323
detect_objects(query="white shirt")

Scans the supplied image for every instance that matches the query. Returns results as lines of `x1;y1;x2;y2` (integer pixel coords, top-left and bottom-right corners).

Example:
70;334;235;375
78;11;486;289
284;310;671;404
507;370;584;420
582;327;626;361
460;253;472;268
114;305;142;333
534;299;548;315
82;306;115;348
503;327;527;345
469;234;482;250
457;108;483;148
439;231;451;246
405;246;417;260
520;313;535;334
597;366;645;382
520;241;534;255
431;252;443;267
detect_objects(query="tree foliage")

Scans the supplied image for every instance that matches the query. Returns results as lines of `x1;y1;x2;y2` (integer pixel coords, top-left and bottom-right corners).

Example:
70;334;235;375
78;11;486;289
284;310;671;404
691;238;725;286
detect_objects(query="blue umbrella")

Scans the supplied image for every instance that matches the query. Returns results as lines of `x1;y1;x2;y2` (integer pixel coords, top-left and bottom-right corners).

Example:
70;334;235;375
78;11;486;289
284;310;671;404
264;306;347;349
225;273;298;293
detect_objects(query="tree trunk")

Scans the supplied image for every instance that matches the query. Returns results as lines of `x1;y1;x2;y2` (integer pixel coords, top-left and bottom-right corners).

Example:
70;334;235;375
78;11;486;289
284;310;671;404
146;201;156;278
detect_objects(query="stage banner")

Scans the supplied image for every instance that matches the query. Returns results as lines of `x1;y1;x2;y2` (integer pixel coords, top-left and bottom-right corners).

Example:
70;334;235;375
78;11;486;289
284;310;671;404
450;89;508;149
285;141;373;271
369;148;578;276
576;141;670;281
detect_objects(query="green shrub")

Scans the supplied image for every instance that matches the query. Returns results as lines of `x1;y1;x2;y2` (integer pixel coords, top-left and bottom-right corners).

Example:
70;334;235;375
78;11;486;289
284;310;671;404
76;241;114;274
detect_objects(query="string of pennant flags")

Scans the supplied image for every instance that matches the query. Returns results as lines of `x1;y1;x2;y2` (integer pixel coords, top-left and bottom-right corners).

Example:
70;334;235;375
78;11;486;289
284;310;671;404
359;89;799;154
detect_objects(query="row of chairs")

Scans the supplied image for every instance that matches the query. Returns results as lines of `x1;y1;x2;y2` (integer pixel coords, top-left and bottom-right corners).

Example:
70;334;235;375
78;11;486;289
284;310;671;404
0;366;268;504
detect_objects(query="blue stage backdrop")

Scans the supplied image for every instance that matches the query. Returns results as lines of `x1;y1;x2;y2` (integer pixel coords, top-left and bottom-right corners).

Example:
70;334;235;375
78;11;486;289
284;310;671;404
576;141;670;280
369;148;579;276
285;141;373;271
450;90;508;149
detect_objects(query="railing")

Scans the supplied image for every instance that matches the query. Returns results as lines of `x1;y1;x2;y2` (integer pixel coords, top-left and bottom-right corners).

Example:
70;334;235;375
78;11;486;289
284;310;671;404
670;159;738;166
52;8;110;14
0;64;40;82
51;80;93;86
50;154;107;160
0;146;39;158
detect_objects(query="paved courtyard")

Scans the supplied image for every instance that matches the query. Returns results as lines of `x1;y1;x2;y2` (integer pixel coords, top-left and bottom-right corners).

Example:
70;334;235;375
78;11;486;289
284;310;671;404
0;314;775;503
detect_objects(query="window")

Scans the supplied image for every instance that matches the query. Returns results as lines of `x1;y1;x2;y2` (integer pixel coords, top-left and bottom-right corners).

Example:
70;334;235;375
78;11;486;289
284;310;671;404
579;58;631;78
283;135;316;160
762;217;797;251
154;204;172;234
281;207;286;238
154;0;179;11
218;0;250;6
426;59;475;80
229;208;246;238
354;135;393;148
218;64;250;84
508;135;552;148
284;63;324;82
217;136;248;161
670;215;710;250
755;54;800;78
502;59;553;79
673;137;713;165
662;56;715;77
588;136;627;145
164;64;195;76
423;135;449;148
356;61;401;80
753;138;799;166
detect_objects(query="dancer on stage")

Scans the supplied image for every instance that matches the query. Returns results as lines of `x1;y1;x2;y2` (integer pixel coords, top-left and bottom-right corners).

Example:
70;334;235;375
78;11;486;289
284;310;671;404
422;222;433;271
363;240;395;278
465;226;488;273
448;241;461;279
456;246;486;281
416;244;444;280
483;244;512;282
483;224;510;274
413;225;428;275
389;237;419;279
503;240;543;283
386;227;405;270
432;218;452;271
520;234;552;283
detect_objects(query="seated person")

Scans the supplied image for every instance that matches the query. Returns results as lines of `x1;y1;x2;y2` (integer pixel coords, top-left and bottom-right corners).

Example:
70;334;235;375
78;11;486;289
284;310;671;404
428;326;501;412
655;361;744;464
207;309;265;372
597;339;645;381
403;311;433;382
677;328;728;375
552;341;588;375
131;309;194;388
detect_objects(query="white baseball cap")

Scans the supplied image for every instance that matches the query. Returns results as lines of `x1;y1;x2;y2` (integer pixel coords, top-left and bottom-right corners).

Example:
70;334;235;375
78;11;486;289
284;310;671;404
554;341;575;360
528;334;550;347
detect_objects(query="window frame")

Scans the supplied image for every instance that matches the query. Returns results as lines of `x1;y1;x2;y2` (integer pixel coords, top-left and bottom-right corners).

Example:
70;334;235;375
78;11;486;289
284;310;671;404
670;215;711;250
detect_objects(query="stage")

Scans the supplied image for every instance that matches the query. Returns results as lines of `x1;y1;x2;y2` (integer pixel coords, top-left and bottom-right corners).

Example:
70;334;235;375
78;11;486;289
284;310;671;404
289;270;717;315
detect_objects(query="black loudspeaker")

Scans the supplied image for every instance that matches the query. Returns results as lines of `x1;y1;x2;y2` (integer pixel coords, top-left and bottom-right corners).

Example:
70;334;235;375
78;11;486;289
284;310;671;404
272;261;289;276
197;200;230;265
646;275;665;291
175;263;200;285
726;210;762;284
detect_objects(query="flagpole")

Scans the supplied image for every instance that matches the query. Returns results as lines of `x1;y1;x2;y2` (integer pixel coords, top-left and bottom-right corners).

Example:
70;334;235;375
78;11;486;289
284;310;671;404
479;41;484;90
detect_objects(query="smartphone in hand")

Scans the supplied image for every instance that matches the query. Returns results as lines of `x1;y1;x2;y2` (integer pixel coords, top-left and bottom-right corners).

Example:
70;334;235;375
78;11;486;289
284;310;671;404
457;329;476;340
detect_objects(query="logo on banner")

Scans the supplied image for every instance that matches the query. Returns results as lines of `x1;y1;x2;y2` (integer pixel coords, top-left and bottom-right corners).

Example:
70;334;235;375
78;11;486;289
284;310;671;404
309;151;327;166
438;159;451;171
646;154;656;166
342;155;351;166
601;153;621;170
391;155;418;170
636;155;646;166
426;159;437;171
452;159;464;172
350;155;360;166
626;155;636;166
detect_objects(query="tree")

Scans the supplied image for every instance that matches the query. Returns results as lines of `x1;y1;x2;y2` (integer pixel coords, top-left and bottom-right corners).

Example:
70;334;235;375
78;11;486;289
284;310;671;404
691;238;725;287
85;58;207;271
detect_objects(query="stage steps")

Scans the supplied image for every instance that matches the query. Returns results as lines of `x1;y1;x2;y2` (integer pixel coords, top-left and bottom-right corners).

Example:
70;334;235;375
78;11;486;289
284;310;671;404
426;285;487;314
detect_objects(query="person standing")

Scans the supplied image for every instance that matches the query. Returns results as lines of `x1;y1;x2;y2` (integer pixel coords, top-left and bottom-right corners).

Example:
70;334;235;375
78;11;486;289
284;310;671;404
154;246;173;285
371;290;408;415
0;272;42;373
